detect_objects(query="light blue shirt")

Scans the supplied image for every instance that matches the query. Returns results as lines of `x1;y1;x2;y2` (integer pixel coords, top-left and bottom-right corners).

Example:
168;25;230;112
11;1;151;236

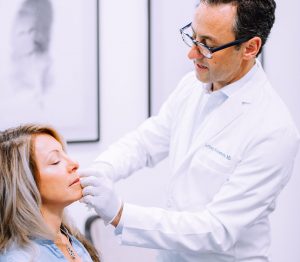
0;235;93;262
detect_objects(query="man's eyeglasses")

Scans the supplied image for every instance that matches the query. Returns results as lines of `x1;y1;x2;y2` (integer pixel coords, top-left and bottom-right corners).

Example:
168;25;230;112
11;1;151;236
180;22;252;59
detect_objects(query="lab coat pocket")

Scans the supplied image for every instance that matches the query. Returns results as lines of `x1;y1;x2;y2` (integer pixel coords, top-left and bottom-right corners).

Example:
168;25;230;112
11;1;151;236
198;152;238;175
187;150;238;206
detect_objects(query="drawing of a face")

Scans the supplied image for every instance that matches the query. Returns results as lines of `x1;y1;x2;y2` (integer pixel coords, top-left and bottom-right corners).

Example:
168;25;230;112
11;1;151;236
10;0;54;93
11;0;53;60
11;15;36;58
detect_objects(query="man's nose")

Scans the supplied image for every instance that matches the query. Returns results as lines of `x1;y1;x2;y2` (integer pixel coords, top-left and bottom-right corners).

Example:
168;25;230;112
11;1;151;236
187;45;204;60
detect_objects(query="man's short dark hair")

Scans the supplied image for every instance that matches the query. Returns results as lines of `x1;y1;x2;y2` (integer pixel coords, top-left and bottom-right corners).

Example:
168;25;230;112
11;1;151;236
200;0;276;55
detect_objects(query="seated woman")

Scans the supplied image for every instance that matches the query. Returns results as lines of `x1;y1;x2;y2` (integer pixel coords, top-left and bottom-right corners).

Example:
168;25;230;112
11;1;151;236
0;124;100;262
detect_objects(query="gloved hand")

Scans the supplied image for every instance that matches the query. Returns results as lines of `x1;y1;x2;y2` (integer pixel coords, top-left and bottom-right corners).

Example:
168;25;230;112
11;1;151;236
80;171;122;224
87;162;115;180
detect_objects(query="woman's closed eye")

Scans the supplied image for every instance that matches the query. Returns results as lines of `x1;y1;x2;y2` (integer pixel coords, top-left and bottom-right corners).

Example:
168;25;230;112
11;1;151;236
50;160;60;165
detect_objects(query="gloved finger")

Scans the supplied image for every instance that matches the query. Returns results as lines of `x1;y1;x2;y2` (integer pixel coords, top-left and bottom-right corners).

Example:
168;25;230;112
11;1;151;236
80;195;95;206
82;186;98;197
80;176;100;187
78;168;105;178
79;198;93;210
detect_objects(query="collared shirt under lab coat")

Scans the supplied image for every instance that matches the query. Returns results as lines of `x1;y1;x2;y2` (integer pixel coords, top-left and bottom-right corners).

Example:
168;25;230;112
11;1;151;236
95;61;300;261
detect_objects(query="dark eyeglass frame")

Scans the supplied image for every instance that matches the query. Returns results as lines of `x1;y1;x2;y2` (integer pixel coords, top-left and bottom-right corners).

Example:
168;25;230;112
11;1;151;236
180;22;253;59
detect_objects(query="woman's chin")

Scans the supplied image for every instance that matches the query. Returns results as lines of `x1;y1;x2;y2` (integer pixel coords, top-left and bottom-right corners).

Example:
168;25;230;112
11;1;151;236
73;188;83;202
65;187;83;206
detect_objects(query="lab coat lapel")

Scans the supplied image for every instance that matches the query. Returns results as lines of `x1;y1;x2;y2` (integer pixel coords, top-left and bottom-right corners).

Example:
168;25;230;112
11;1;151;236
187;93;244;157
174;65;267;174
172;96;244;176
176;86;207;158
192;63;267;148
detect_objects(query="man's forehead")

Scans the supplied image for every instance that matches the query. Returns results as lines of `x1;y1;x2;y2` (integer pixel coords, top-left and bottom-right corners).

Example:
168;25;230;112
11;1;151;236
191;24;217;42
194;2;237;25
192;2;237;39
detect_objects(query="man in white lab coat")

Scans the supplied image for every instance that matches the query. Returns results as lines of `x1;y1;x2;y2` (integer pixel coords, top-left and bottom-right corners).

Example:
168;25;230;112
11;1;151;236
80;0;300;261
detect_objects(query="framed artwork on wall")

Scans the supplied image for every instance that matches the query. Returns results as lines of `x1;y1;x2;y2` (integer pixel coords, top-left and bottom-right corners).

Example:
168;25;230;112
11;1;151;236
0;0;100;143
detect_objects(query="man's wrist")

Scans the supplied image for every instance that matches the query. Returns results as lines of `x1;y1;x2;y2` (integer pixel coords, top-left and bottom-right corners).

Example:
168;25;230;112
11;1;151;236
111;203;124;227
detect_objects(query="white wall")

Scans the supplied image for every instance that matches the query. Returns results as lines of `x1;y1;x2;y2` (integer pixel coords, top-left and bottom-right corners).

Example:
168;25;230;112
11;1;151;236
264;1;300;261
67;1;195;261
150;0;195;114
66;0;300;261
67;0;159;261
67;0;149;223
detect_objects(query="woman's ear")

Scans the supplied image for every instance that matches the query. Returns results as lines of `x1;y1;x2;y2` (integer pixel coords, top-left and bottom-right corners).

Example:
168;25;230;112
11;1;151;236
243;36;262;60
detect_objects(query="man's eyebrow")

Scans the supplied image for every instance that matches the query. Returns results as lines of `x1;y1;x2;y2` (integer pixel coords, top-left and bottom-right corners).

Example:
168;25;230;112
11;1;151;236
191;25;217;43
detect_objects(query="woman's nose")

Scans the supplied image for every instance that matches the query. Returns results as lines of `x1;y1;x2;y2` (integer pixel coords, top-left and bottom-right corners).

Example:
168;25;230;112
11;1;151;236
187;45;204;60
68;158;79;173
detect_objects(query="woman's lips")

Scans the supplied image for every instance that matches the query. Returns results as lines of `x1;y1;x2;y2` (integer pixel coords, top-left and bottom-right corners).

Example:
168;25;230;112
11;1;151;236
69;178;80;186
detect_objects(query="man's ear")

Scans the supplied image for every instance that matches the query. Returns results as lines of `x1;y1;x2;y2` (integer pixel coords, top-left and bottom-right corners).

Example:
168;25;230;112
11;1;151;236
243;36;262;60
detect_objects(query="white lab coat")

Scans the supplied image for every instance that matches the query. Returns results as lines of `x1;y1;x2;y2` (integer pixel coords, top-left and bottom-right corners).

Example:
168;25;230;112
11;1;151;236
96;62;300;261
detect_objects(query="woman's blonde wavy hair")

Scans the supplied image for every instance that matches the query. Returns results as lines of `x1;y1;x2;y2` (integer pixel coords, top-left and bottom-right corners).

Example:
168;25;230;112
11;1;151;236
0;124;100;261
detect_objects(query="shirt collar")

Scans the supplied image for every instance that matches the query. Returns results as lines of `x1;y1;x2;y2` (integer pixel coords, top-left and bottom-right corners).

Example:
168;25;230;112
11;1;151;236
202;59;260;98
30;225;73;245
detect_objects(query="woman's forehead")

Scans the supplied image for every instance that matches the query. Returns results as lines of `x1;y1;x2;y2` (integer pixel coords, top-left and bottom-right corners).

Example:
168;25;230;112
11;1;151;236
34;134;62;156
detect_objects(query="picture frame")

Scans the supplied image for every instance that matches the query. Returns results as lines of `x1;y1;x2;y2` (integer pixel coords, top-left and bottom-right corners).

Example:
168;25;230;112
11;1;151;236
0;0;100;143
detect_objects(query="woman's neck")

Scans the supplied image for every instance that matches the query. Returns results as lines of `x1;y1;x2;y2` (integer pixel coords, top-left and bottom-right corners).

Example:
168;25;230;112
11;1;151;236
40;205;64;235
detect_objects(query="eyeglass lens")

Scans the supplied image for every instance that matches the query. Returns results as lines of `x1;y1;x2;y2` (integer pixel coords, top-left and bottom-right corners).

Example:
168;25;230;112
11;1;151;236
181;25;212;58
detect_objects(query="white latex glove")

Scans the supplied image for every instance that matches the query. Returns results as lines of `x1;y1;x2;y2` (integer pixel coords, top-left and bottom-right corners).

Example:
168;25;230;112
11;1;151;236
80;173;122;224
88;162;115;180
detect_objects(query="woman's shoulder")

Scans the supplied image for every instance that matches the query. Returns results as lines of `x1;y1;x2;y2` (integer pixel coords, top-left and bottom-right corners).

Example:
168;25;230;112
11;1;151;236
0;240;58;262
0;243;35;262
0;236;94;262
